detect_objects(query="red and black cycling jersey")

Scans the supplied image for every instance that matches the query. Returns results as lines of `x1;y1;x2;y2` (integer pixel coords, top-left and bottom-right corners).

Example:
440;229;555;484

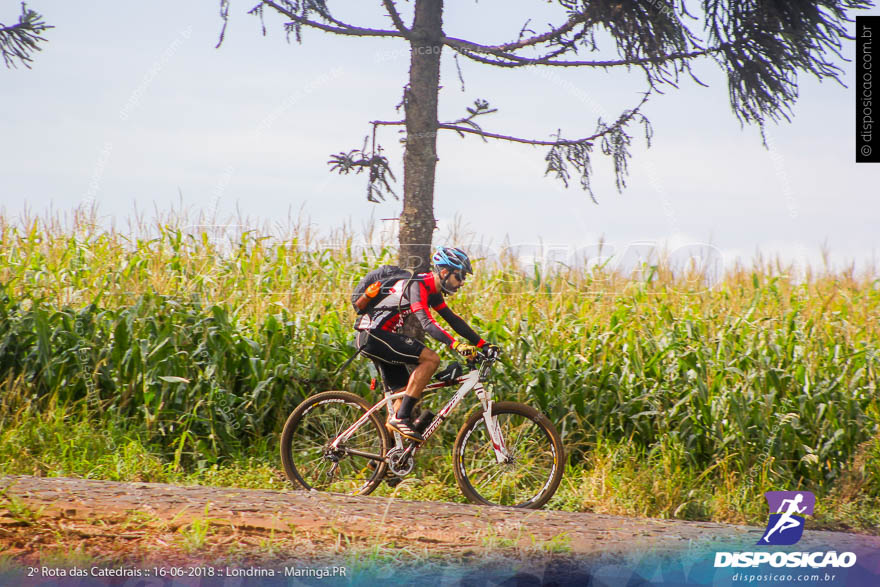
354;272;484;348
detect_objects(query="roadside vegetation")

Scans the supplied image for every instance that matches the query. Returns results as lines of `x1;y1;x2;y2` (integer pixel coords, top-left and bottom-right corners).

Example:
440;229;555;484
1;208;877;533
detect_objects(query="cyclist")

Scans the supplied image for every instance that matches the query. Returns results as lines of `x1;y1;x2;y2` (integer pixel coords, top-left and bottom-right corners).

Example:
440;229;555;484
355;246;495;442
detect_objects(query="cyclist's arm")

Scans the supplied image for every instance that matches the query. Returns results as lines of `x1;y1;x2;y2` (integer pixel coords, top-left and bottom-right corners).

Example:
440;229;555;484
434;303;485;347
407;280;457;346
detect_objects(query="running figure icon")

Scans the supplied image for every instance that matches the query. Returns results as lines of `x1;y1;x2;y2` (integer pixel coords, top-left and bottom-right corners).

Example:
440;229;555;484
758;491;815;546
761;494;806;543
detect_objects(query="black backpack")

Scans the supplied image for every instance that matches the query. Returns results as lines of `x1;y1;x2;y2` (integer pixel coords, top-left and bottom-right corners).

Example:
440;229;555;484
350;265;413;314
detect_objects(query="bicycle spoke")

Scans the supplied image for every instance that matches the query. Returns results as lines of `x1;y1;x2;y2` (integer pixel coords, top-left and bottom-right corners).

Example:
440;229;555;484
480;463;508;488
457;408;559;507
283;395;386;495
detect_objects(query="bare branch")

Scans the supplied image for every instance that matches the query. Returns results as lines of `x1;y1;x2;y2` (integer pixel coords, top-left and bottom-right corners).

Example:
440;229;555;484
437;124;554;145
443;99;497;139
453;52;466;91
381;0;410;36
471;12;593;52
216;0;230;48
260;1;406;40
436;92;649;147
446;38;724;69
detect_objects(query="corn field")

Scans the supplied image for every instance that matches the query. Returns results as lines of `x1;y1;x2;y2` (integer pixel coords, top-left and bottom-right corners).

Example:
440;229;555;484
0;210;878;498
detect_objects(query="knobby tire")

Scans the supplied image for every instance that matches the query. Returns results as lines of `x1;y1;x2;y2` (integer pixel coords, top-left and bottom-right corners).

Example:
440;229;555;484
453;401;564;509
280;391;389;496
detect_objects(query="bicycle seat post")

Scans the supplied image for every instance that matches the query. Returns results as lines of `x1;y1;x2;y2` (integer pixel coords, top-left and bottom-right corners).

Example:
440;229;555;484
381;380;395;418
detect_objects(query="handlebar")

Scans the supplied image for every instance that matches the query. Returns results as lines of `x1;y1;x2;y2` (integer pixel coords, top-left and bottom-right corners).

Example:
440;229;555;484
467;346;502;371
433;348;501;385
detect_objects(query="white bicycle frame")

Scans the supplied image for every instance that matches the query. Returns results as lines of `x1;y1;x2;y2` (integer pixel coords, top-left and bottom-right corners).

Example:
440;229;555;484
330;362;510;464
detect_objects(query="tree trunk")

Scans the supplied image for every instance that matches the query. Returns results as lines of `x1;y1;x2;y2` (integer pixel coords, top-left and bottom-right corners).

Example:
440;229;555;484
399;0;443;342
399;0;443;274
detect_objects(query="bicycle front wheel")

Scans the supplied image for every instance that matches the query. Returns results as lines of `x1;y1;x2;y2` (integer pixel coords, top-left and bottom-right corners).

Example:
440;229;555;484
453;401;564;509
280;391;389;496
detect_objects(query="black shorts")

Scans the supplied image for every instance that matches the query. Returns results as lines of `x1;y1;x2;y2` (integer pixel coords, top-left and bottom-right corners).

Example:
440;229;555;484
356;329;425;390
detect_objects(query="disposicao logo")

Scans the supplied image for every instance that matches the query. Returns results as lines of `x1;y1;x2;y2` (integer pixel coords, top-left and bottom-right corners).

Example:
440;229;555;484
758;490;815;546
714;490;857;569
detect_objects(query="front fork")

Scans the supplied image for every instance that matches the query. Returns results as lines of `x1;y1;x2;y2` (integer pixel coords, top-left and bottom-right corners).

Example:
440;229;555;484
475;384;509;463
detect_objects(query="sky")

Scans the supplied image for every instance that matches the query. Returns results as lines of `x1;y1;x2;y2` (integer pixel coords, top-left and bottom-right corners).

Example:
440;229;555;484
1;1;879;274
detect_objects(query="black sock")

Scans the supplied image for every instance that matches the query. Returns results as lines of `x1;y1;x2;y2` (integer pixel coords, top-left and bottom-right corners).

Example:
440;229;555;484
396;395;417;420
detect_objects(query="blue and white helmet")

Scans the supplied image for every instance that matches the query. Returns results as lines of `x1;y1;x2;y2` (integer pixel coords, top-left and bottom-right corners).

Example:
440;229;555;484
432;246;473;276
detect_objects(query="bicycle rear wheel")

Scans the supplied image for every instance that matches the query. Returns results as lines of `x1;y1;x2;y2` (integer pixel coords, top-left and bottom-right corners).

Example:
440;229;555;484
280;391;389;496
453;401;564;509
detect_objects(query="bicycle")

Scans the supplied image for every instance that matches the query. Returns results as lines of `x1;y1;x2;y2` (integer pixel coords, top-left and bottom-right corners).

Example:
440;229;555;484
279;348;565;509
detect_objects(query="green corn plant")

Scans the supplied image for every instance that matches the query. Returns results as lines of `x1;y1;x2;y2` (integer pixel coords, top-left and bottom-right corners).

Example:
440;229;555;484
0;210;877;497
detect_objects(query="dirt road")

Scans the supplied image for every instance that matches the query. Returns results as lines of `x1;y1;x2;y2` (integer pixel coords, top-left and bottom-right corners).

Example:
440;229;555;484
2;475;877;567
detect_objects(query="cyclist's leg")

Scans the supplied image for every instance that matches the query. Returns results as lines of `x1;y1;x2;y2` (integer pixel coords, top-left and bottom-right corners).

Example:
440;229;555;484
357;329;436;439
393;346;440;424
401;347;440;406
374;362;408;416
357;329;429;412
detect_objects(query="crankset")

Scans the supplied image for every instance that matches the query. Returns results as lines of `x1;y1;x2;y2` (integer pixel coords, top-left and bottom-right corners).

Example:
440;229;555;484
385;447;415;477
